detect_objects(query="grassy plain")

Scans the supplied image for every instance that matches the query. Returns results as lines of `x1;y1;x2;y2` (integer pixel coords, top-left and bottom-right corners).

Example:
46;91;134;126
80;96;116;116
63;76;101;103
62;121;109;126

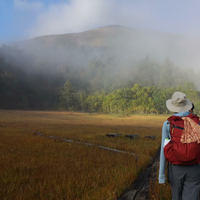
0;110;170;199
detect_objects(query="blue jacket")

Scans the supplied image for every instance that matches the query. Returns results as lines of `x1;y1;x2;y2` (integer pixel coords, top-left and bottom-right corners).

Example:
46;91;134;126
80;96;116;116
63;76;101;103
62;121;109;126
158;111;191;184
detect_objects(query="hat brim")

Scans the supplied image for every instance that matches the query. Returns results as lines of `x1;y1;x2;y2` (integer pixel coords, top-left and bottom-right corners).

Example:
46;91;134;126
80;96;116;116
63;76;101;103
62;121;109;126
166;99;192;112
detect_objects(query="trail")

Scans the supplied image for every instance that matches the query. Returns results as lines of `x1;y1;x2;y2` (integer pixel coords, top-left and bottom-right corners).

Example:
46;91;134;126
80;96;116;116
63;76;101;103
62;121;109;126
118;148;160;200
32;130;159;199
32;131;137;156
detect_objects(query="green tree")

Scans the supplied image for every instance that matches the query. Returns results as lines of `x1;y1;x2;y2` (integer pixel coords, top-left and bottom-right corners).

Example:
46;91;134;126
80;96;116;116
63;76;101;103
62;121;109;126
158;58;175;88
152;88;174;114
59;80;76;110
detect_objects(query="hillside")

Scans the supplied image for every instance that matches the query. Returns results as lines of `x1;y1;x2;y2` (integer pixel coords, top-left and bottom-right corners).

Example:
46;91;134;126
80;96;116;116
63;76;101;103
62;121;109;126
1;25;200;110
17;25;200;71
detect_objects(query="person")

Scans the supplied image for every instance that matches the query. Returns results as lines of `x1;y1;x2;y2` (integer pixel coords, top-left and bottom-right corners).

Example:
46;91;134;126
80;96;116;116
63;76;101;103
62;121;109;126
190;103;195;113
159;91;200;200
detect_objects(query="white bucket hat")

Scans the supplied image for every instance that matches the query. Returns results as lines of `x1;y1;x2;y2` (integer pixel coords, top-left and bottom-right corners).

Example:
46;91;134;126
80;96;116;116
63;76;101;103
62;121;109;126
166;91;192;112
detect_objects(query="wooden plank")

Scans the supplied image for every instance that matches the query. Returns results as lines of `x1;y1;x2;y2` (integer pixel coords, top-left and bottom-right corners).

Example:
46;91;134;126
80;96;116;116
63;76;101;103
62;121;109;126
125;134;139;139
106;133;121;137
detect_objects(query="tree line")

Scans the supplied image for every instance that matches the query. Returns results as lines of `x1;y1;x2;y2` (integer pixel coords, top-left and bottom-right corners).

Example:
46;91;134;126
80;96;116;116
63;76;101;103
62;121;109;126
1;44;200;114
58;80;200;115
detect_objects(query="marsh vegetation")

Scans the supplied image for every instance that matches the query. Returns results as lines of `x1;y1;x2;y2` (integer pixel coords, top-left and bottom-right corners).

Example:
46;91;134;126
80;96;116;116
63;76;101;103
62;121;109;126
0;110;170;199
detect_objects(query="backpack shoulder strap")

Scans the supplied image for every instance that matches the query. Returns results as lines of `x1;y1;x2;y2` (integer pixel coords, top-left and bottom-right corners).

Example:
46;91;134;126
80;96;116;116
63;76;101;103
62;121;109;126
167;114;200;138
187;114;199;124
167;116;184;137
167;115;182;122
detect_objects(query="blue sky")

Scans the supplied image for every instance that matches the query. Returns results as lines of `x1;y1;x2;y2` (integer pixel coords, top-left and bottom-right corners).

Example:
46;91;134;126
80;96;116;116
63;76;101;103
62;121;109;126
1;0;200;43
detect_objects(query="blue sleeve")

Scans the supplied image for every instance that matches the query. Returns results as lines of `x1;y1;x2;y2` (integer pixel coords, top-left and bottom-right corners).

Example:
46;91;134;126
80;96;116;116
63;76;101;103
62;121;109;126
158;120;170;184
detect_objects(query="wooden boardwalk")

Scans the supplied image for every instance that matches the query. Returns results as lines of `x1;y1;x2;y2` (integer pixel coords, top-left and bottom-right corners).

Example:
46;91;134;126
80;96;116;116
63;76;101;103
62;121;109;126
32;130;159;199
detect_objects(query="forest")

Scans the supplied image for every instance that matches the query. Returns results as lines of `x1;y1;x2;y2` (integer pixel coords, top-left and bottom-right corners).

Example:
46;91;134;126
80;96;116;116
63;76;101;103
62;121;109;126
1;44;200;114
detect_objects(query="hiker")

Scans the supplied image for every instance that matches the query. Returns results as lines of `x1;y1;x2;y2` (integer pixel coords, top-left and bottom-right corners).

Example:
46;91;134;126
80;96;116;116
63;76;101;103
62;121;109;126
159;91;200;200
189;103;195;113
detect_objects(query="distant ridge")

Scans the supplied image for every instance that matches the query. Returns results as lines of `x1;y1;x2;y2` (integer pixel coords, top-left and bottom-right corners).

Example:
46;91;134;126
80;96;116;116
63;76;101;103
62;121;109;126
28;25;139;48
17;25;200;71
32;25;133;39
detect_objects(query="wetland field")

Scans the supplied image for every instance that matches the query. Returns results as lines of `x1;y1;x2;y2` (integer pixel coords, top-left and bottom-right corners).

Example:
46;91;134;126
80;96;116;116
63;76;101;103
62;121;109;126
0;110;171;200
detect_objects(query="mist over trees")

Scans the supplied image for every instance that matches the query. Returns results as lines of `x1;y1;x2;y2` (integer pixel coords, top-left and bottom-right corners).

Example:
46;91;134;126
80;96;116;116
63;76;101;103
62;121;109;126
1;44;200;114
1;26;200;114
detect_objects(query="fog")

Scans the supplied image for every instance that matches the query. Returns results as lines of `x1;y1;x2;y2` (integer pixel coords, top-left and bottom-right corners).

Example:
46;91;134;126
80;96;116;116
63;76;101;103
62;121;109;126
15;25;200;72
2;0;200;92
2;1;200;111
2;0;200;73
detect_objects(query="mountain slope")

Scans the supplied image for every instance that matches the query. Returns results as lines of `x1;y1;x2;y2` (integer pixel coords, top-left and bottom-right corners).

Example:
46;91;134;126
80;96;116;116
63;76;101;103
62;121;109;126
18;25;200;71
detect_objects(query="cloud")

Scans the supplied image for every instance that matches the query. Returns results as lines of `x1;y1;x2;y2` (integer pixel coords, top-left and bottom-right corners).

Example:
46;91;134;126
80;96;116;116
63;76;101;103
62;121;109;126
29;0;113;37
27;0;200;39
29;0;155;37
14;0;43;11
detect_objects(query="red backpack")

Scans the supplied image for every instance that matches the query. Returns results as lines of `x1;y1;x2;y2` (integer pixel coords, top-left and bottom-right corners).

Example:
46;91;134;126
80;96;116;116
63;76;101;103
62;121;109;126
164;114;200;165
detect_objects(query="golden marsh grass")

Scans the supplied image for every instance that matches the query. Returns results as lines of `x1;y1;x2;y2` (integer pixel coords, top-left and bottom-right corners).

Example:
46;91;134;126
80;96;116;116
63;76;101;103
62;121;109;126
0;110;168;200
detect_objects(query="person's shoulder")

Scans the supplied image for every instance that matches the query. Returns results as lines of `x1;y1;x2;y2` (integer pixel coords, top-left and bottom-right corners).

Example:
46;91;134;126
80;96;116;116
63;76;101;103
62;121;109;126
163;120;169;127
163;120;170;127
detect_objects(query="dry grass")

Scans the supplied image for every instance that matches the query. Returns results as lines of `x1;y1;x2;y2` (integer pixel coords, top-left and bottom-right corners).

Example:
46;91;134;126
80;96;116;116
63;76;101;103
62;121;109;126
150;170;172;200
0;110;168;200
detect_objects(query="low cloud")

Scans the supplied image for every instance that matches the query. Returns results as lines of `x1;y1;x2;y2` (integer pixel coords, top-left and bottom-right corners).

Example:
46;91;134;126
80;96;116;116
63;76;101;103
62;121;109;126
29;0;114;37
29;0;154;38
27;0;200;39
